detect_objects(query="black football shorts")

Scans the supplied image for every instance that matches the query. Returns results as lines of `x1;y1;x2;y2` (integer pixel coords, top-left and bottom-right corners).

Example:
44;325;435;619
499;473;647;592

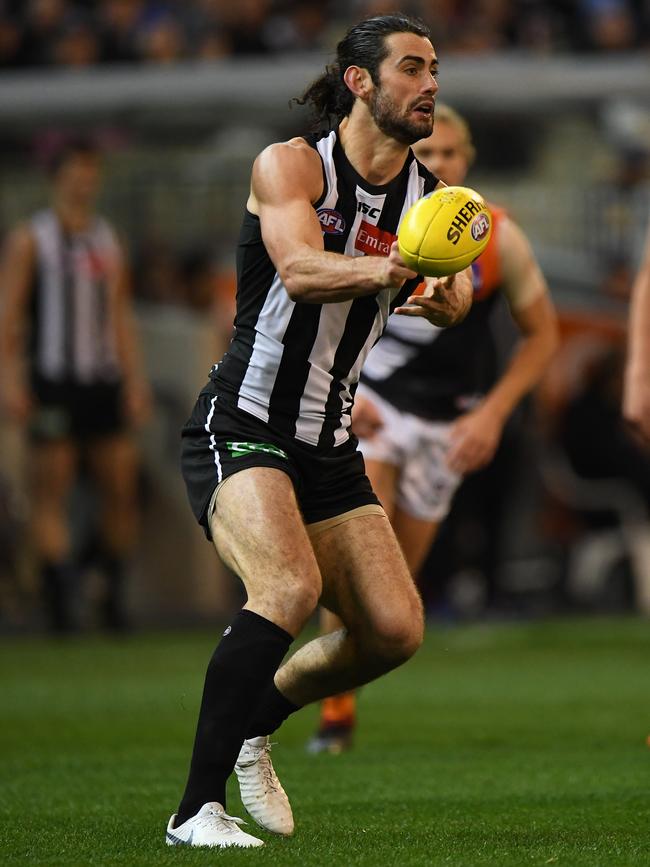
181;383;380;539
29;378;126;442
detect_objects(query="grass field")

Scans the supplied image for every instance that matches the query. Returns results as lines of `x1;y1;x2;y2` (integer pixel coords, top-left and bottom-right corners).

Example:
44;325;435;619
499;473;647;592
1;617;649;866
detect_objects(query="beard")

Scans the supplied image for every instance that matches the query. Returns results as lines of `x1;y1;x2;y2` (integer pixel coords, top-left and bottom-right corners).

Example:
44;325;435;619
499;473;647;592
369;87;434;145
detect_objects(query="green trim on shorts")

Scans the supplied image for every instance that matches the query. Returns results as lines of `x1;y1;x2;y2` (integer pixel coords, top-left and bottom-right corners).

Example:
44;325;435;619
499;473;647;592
226;441;289;460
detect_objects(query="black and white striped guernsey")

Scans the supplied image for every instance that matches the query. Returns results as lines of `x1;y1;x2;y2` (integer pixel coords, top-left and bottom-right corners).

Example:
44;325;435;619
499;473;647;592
209;128;438;450
29;209;122;386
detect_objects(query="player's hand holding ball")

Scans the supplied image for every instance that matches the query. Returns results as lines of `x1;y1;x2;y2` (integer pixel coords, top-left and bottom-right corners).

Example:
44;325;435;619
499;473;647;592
394;185;492;327
394;271;472;327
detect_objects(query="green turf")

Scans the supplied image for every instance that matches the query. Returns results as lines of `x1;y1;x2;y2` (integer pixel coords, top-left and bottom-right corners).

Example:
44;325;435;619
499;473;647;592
1;617;649;866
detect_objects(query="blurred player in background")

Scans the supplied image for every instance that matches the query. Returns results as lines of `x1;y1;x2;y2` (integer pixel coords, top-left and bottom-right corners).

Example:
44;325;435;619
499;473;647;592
624;221;650;443
308;103;559;754
0;138;151;633
169;14;474;850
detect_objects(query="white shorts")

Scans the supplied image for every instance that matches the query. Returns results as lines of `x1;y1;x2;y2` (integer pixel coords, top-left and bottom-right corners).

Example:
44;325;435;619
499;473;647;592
356;384;462;522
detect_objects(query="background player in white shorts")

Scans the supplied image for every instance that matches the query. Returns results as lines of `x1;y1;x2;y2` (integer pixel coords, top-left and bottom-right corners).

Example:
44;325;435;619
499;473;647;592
309;104;559;753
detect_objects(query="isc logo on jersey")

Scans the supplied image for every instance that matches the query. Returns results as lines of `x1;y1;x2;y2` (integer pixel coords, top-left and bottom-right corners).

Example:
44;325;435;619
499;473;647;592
357;201;381;220
318;208;346;234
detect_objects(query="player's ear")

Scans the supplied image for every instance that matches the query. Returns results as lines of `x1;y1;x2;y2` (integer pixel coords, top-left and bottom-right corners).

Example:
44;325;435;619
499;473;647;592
343;65;372;100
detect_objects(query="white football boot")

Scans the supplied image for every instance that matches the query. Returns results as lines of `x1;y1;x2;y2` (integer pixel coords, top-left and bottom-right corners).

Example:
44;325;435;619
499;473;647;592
165;801;264;848
235;736;294;835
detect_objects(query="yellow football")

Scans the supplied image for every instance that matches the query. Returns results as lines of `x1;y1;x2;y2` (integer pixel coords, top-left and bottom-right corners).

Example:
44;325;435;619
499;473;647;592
398;185;492;277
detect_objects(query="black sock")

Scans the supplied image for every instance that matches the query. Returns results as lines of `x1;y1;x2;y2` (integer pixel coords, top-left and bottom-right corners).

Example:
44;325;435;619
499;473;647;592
246;681;300;739
176;609;292;825
97;549;129;631
42;561;78;633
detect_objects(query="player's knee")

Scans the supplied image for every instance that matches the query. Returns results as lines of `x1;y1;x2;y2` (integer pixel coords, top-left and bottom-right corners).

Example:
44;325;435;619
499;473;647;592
285;573;321;621
248;572;321;631
370;607;424;665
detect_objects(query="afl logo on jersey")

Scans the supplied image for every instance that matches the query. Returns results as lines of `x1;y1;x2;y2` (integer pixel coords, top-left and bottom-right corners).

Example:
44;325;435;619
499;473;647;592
318;208;346;235
470;212;490;242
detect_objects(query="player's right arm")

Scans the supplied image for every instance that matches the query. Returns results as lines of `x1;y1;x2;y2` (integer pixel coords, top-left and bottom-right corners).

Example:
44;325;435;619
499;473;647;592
623;223;650;442
0;224;35;423
249;139;418;303
105;232;152;428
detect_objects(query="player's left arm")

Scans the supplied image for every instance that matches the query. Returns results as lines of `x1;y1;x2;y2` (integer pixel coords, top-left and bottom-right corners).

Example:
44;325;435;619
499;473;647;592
447;217;559;475
392;178;473;327
623;223;650;443
393;268;473;327
108;235;152;427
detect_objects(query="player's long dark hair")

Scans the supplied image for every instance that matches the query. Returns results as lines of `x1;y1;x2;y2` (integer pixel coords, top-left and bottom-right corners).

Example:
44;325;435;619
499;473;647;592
294;13;431;131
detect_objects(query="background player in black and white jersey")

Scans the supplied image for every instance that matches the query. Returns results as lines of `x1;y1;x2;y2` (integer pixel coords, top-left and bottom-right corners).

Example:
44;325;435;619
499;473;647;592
167;13;474;850
0;139;151;632
624;220;650;443
308;104;559;754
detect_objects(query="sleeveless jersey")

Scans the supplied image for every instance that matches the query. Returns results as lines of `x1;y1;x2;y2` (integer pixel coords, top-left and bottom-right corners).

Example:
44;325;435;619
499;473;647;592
29;209;122;387
360;205;507;420
209;128;438;449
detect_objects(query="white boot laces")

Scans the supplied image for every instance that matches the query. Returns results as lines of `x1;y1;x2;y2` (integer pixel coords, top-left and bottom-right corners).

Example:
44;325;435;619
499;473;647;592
200;805;247;833
240;741;280;793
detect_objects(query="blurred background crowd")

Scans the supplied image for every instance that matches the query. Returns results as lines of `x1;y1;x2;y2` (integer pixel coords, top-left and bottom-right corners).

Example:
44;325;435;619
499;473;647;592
0;1;650;634
1;0;649;69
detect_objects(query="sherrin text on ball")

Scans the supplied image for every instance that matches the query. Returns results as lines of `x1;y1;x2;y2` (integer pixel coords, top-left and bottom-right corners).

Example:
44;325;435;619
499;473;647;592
398;185;492;277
